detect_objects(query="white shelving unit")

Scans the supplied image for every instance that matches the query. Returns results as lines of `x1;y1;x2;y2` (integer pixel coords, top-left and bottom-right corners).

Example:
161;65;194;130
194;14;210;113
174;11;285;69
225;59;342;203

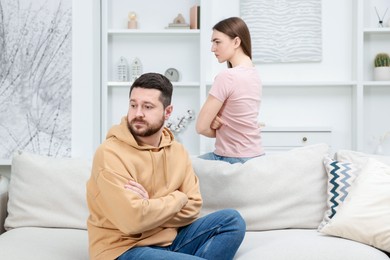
100;0;390;155
101;0;204;155
355;0;390;153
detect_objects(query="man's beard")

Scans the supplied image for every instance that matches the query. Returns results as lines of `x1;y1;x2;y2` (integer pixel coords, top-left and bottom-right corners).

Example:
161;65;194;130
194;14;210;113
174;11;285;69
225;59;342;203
128;116;165;137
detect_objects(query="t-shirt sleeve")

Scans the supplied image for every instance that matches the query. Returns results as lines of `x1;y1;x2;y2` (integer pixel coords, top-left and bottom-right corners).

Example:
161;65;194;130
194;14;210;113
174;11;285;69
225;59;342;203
209;70;234;102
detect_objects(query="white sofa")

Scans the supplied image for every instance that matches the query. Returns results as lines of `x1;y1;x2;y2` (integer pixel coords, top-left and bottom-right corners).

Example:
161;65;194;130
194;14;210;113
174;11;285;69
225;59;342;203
0;144;389;260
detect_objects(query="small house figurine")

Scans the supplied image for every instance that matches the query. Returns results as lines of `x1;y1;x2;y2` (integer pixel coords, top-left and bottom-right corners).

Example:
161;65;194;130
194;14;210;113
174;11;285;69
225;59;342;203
166;13;190;29
173;13;186;24
131;57;143;81
117;56;129;82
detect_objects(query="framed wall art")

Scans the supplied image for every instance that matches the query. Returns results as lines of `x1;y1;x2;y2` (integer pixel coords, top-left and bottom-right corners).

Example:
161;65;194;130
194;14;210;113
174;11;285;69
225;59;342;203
0;0;72;164
240;0;322;63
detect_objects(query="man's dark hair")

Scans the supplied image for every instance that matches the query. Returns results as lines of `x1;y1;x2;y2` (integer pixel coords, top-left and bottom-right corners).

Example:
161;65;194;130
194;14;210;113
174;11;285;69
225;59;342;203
129;73;173;108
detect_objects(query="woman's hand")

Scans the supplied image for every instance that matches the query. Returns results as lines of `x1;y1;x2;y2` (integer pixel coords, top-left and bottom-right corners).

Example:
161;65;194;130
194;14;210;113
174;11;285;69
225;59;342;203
210;116;225;130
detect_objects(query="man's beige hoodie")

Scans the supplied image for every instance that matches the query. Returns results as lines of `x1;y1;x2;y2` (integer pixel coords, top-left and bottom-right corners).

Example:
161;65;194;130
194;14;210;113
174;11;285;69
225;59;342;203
86;117;203;260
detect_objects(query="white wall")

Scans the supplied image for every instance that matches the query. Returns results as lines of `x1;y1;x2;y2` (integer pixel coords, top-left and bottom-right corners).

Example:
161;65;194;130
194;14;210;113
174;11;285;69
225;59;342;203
72;0;101;160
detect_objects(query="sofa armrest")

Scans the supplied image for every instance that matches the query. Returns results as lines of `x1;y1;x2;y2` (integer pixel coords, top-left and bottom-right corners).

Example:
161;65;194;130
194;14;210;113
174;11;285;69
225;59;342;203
0;175;9;235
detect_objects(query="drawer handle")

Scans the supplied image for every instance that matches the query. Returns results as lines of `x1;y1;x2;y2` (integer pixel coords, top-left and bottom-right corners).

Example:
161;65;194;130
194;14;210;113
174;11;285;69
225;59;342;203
302;137;308;142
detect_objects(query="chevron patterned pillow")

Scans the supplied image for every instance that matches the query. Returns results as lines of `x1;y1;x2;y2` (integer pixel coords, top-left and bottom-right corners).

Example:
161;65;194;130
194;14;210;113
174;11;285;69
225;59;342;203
319;158;390;253
318;156;360;230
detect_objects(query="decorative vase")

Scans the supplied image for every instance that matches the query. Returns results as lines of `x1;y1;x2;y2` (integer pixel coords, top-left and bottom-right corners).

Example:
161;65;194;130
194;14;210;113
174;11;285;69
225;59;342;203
373;67;390;81
375;144;383;155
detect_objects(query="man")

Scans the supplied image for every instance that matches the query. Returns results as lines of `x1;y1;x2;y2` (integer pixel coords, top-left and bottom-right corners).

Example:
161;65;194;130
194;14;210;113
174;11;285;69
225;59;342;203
86;72;246;260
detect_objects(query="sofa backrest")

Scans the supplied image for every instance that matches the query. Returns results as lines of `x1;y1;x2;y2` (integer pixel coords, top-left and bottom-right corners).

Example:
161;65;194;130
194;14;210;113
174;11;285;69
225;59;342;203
192;143;329;231
4;144;329;232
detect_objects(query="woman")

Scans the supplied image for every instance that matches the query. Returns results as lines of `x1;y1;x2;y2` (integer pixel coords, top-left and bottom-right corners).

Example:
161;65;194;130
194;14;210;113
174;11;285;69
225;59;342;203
196;17;264;164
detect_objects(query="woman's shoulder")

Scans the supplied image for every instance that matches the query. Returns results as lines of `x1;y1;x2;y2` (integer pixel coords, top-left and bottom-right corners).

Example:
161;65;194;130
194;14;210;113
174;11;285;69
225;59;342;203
217;66;258;79
214;68;235;82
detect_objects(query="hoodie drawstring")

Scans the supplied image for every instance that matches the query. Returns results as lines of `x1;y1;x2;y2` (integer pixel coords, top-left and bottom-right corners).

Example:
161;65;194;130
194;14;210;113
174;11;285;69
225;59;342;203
163;148;168;188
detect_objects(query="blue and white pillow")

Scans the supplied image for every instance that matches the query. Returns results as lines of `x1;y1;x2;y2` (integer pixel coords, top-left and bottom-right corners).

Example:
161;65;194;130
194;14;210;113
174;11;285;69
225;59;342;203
318;156;359;230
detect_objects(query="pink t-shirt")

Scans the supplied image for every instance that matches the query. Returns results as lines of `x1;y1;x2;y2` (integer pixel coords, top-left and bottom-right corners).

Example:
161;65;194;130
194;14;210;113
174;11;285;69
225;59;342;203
209;65;264;157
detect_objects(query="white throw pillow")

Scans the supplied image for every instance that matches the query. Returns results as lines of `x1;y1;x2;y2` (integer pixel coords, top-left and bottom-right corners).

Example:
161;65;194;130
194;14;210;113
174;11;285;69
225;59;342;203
192;143;329;231
5;151;91;230
320;158;390;253
335;149;390;168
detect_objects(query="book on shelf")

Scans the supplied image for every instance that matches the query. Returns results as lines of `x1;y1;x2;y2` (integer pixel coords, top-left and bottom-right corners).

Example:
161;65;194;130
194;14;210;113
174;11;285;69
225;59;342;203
190;5;200;29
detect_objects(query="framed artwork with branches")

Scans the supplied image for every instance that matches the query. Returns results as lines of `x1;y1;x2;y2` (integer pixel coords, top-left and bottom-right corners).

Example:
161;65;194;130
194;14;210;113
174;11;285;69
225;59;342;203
0;0;72;163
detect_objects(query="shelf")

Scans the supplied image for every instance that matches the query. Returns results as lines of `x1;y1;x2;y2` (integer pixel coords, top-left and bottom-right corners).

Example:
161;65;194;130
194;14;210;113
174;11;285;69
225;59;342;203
363;28;390;34
205;81;357;87
108;29;200;35
262;81;357;87
362;81;390;86
107;81;200;87
0;159;11;166
107;81;131;87
262;126;332;132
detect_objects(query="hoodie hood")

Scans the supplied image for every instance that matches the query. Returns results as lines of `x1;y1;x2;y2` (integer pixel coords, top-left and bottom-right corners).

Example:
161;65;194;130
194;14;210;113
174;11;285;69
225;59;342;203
106;116;174;188
106;116;175;150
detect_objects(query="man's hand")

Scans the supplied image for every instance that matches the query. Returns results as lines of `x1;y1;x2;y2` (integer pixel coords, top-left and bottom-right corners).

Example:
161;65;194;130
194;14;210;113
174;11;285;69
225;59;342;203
124;180;149;199
210;115;225;130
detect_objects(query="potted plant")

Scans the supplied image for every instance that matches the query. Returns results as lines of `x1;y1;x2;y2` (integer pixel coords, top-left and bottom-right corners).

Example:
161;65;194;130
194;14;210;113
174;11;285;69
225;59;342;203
373;52;390;81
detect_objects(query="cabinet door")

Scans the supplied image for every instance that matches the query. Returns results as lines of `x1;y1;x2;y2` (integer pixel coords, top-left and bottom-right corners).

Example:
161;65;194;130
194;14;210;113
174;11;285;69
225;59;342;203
261;128;332;154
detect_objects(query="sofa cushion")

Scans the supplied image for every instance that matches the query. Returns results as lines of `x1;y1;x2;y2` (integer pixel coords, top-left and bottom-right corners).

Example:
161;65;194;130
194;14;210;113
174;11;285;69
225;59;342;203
0;176;9;234
320;158;390;253
235;229;389;260
192;143;329;231
5;151;91;230
335;149;390;168
0;227;88;259
318;157;360;230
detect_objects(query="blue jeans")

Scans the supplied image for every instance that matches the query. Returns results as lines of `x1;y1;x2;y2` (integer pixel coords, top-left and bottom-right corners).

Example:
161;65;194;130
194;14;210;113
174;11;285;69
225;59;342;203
198;152;257;164
117;209;246;260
